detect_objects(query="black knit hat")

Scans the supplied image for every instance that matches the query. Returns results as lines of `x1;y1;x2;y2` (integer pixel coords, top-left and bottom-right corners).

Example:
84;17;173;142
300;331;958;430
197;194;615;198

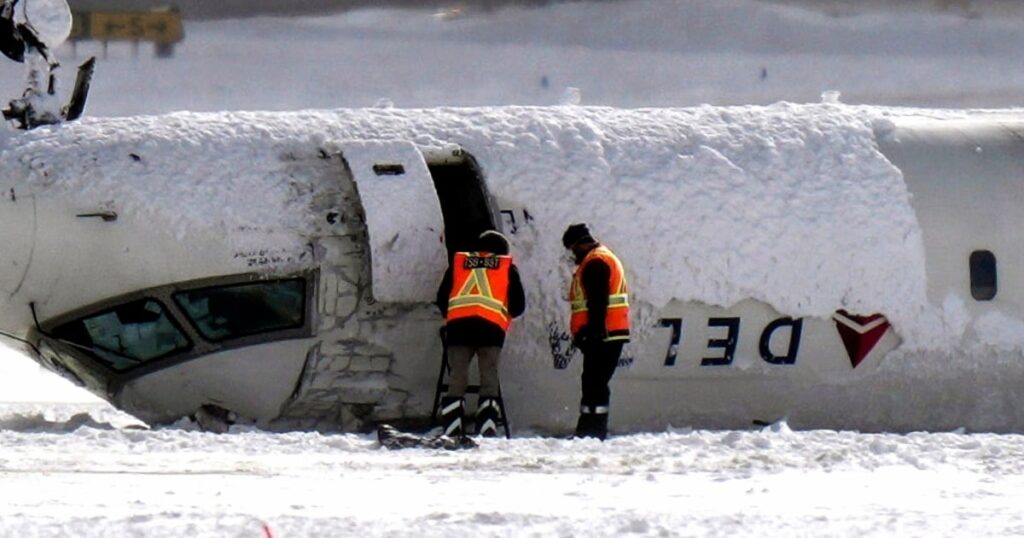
478;230;510;255
562;223;594;249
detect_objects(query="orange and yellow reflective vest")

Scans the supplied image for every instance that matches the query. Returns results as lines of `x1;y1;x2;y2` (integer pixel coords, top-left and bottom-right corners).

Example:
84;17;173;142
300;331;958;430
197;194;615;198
447;251;513;332
569;245;630;341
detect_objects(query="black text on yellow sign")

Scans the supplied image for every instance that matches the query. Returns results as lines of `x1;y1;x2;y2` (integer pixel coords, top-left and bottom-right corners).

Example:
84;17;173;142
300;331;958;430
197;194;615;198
73;11;184;44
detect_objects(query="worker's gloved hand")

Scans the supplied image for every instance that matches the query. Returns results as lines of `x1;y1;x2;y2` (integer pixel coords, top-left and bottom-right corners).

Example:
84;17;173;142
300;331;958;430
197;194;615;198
574;326;607;348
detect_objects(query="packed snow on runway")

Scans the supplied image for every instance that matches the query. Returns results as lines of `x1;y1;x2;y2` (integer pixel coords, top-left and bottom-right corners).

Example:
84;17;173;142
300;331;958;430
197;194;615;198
2;402;1024;537
4;0;1024;535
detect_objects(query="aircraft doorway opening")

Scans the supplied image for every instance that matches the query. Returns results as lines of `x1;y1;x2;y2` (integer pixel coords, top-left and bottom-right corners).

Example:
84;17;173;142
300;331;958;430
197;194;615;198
427;152;499;257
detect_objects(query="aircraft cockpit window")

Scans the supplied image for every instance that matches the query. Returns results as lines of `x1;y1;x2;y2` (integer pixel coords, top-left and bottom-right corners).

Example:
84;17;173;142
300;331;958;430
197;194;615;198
173;279;305;342
50;299;192;371
970;250;997;301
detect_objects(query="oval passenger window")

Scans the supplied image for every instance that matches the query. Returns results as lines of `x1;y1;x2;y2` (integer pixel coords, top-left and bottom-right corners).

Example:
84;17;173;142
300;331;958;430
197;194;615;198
969;250;997;301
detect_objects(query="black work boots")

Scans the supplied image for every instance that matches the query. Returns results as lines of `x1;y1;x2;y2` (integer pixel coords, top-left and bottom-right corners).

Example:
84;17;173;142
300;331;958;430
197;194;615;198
441;395;506;438
440;395;465;438
475;396;503;438
575;406;609;440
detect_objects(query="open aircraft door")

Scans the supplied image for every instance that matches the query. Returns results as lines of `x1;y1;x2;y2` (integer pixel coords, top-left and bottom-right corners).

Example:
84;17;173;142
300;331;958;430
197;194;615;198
340;141;448;303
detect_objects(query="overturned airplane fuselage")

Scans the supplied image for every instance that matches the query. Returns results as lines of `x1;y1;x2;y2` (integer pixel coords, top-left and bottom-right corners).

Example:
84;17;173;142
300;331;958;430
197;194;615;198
1;104;1023;433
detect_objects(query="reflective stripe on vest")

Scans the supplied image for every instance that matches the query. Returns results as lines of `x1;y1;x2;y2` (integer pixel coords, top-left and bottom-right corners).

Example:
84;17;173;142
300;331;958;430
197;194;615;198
447;251;513;332
569;245;630;341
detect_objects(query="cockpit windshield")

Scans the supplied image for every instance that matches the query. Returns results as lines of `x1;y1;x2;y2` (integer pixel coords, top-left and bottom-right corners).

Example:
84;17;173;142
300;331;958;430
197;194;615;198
50;299;191;371
44;276;311;375
172;279;305;342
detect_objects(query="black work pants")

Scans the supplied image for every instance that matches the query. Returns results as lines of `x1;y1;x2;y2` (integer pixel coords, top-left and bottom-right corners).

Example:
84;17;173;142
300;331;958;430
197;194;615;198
579;341;624;409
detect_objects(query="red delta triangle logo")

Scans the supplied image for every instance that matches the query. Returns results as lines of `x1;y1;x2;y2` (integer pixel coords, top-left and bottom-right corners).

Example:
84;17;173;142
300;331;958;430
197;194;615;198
831;310;891;368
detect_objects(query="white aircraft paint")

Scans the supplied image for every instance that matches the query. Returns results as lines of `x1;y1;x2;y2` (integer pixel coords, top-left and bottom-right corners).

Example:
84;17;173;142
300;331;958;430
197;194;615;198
0;105;1022;433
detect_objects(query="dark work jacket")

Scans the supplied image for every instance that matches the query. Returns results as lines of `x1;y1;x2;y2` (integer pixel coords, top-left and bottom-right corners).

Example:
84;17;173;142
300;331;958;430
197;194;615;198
436;263;526;348
580;257;611;340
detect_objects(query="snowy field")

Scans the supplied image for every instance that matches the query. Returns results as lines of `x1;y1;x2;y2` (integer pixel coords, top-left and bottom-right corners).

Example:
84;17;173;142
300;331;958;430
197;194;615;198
4;0;1024;535
3;403;1024;537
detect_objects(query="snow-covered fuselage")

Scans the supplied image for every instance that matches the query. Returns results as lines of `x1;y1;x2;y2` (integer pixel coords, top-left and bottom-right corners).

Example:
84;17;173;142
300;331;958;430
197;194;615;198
1;105;1023;433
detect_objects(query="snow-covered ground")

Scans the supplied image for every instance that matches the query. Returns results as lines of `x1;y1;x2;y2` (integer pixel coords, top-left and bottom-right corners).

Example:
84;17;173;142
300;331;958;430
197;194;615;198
2;404;1024;536
4;0;1024;535
0;344;99;403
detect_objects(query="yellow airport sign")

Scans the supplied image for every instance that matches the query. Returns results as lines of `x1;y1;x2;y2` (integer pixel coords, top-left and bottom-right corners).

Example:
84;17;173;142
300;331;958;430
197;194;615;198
72;10;183;45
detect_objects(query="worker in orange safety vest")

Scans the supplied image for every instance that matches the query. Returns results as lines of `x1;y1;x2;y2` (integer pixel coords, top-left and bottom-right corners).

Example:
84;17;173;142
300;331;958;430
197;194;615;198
562;222;630;440
436;230;525;438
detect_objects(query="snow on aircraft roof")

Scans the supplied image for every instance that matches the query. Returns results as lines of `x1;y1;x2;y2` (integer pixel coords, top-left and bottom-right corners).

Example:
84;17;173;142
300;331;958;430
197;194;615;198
0;103;1007;351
